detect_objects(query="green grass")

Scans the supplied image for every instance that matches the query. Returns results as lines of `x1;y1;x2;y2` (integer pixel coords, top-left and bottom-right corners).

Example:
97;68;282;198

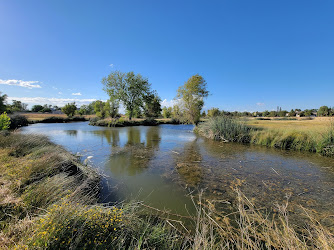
195;116;254;143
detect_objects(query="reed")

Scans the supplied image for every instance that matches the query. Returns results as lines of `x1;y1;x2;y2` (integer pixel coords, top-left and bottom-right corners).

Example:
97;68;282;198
195;116;254;143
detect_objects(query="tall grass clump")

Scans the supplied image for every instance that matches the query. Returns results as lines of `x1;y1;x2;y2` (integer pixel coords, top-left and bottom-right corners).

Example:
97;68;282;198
195;116;254;143
190;190;334;249
317;122;334;157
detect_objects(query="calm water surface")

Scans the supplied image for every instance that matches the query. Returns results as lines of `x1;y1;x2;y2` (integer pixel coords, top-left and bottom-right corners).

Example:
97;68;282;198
20;122;334;225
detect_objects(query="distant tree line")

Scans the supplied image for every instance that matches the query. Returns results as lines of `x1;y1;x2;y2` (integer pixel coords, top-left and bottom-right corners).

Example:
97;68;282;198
203;106;334;118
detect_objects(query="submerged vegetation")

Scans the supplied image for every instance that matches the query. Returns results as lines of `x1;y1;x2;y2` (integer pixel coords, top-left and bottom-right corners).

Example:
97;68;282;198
196;116;334;157
1;132;333;249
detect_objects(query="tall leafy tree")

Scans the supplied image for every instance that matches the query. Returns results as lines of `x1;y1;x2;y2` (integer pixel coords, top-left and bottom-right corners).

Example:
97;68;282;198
177;74;209;124
0;92;8;114
61;102;77;117
143;91;162;118
318;106;329;116
102;71;151;120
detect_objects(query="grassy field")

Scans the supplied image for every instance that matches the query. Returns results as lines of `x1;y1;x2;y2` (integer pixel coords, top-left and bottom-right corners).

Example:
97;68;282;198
246;117;333;135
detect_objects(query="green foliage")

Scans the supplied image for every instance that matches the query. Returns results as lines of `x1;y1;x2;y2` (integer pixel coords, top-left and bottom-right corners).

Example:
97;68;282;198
61;103;77;117
288;109;296;117
143;91;162;118
171;105;183;122
8;100;28;112
8;114;28;129
94;100;106;118
318;106;329;116
0;92;8;113
177;74;209;124
278;110;287;117
162;107;172;118
196;116;253;143
102;71;151;120
0;112;11;130
269;111;277;117
207;108;220;117
104;99;119;118
32;104;44;112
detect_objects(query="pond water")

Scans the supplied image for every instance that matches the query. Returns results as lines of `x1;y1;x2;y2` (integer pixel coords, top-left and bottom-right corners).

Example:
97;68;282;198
20;122;334;226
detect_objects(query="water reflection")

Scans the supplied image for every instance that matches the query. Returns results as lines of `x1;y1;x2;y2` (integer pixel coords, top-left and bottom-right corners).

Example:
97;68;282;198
65;130;78;136
103;127;161;176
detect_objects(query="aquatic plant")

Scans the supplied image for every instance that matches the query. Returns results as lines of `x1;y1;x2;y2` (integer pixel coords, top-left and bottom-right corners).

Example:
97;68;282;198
195;116;254;143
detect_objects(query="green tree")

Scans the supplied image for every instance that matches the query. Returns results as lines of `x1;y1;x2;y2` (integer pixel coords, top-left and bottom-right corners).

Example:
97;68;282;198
162;107;172;118
207;108;220;117
102;71;151;120
304;109;312;117
318;106;329;116
177;74;209;124
288;109;296;117
31;105;44;112
278;110;288;117
104;99;119;118
269;111;277;117
61;102;77;117
171;105;183;121
0;112;11;130
0;92;8;114
143;91;162;118
9;100;27;112
94;100;106;118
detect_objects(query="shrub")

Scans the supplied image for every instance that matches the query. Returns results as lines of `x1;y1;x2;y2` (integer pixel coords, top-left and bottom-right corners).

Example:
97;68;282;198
0;112;11;130
8;114;28;129
196;116;254;143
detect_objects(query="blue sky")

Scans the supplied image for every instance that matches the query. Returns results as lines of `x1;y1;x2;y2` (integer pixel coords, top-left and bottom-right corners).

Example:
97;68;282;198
0;0;333;111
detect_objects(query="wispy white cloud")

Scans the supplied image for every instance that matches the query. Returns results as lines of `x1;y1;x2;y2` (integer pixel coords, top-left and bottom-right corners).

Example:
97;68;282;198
0;79;41;89
161;98;181;108
72;92;82;96
58;92;63;95
7;97;97;107
109;64;114;67
256;102;265;106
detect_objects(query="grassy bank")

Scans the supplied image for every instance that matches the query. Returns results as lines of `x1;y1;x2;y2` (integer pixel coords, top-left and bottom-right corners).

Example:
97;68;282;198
1;132;333;249
89;117;182;127
20;113;94;123
195;116;334;157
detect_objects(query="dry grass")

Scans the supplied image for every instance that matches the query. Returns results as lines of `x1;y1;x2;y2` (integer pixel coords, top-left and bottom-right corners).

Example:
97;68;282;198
191;189;334;249
246;118;332;139
19;112;95;121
